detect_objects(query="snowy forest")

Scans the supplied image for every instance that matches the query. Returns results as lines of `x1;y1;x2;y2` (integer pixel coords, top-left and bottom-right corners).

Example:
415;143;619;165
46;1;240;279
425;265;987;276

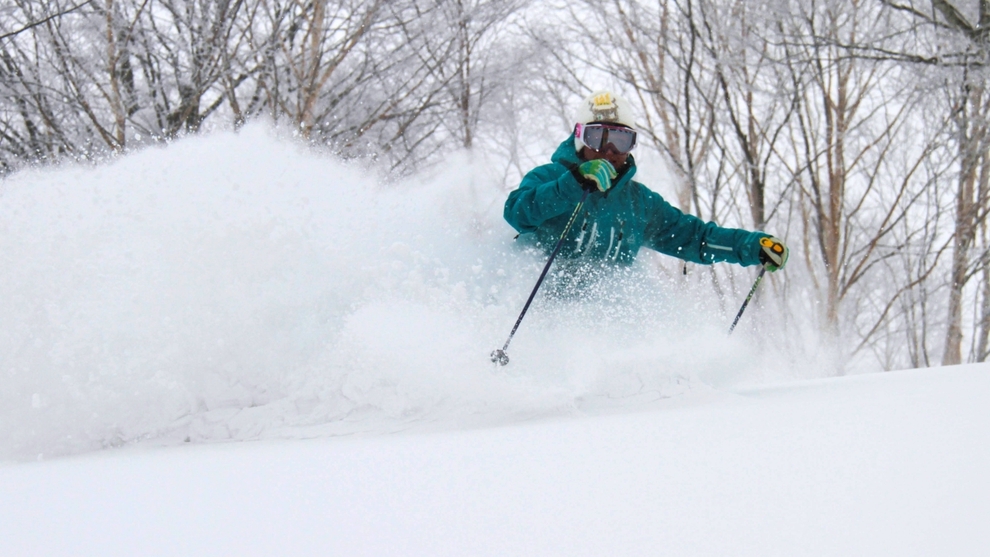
3;0;990;373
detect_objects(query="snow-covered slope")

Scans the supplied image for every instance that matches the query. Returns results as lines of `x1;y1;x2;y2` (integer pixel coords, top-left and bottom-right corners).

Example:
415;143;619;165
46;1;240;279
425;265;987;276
1;126;802;462
1;363;988;556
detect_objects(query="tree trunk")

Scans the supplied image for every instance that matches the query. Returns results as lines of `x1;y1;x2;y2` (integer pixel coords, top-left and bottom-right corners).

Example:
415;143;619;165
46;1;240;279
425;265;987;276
943;85;985;365
105;0;126;150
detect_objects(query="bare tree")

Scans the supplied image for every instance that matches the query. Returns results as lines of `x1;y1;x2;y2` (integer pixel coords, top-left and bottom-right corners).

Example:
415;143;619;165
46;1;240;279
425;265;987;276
39;0;148;151
874;0;990;364
695;0;799;231
247;0;384;138
128;0;248;137
777;0;944;360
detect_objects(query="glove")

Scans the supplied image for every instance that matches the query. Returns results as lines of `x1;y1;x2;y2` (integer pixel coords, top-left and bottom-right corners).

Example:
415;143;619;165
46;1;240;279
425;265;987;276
758;236;788;271
577;159;617;192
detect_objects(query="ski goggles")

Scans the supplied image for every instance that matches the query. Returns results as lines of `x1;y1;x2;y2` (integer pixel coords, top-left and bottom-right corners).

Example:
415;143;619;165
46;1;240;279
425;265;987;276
575;123;637;154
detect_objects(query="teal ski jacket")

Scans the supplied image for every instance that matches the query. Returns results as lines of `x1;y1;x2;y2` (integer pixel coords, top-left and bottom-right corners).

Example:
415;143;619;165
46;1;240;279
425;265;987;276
504;136;768;267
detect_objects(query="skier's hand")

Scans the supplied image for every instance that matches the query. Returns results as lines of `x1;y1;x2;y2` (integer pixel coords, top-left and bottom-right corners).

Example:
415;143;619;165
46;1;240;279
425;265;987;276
577;159;617;192
758;236;788;272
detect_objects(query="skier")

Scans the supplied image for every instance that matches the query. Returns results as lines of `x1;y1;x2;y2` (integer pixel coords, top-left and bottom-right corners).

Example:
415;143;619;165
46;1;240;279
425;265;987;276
504;90;788;278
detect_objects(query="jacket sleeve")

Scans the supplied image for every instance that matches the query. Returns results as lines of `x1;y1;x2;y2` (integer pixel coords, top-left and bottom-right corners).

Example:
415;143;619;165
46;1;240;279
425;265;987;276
642;189;766;266
504;163;586;233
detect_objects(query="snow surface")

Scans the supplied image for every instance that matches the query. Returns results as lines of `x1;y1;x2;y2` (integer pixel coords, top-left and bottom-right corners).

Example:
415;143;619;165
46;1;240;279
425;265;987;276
1;364;988;556
3;126;985;555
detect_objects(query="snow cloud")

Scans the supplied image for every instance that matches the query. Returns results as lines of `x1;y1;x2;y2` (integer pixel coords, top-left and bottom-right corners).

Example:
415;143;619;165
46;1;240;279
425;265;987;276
0;125;776;461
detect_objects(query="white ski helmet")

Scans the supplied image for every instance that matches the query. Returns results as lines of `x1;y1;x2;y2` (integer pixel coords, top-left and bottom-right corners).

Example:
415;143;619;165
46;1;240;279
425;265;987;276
574;90;637;152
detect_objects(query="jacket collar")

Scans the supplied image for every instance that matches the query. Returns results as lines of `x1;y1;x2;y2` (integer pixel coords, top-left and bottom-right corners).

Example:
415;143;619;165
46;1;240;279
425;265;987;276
550;135;638;192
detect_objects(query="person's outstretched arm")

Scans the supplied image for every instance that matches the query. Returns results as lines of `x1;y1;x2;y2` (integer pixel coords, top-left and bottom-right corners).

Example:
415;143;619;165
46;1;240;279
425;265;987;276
642;190;767;266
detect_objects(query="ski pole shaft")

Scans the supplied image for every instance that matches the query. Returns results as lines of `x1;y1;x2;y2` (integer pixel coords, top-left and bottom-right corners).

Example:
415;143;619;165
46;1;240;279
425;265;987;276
492;190;590;366
728;267;766;335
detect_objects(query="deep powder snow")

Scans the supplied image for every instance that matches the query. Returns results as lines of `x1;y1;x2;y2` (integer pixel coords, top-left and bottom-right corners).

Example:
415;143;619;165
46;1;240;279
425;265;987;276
0;126;800;461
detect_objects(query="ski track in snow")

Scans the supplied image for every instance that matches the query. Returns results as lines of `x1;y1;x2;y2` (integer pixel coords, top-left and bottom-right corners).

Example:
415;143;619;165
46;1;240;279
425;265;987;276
1;125;801;462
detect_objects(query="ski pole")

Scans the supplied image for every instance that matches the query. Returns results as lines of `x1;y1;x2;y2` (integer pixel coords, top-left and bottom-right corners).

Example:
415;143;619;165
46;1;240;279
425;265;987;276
491;190;590;366
728;267;766;335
